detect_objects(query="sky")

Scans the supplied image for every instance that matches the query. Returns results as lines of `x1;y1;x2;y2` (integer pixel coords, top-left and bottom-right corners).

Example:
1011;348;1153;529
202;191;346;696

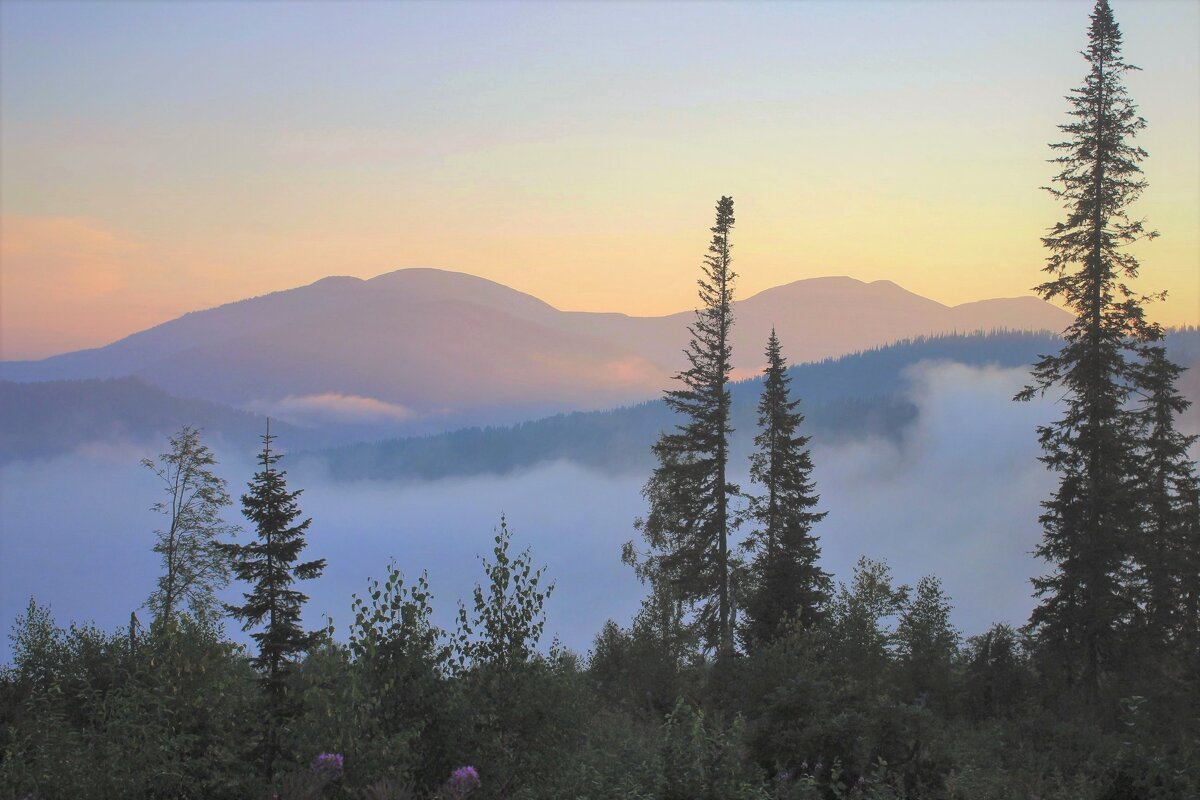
2;0;1198;360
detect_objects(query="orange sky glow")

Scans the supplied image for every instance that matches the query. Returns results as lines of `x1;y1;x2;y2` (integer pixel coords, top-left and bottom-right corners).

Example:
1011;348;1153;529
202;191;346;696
2;1;1197;361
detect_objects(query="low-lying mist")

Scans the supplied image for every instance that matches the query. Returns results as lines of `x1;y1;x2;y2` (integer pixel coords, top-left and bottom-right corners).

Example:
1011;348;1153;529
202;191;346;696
1;362;1073;663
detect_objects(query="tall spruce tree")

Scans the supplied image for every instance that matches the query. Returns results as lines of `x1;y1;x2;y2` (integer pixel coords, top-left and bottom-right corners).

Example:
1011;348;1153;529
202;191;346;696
740;330;829;650
1131;344;1200;655
630;196;739;657
1015;0;1158;704
221;424;325;782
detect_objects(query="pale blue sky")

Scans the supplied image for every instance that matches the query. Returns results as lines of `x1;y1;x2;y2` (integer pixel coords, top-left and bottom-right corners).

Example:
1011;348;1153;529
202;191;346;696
2;1;1197;357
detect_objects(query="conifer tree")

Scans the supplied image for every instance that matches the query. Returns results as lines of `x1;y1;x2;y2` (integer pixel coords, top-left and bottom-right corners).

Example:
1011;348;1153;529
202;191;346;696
630;196;739;657
895;575;959;711
1130;344;1200;654
1016;0;1158;704
221;424;325;782
142;425;237;627
740;330;829;650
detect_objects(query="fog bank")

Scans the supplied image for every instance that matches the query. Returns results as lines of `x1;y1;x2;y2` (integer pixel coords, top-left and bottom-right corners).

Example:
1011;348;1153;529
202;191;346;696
1;362;1081;662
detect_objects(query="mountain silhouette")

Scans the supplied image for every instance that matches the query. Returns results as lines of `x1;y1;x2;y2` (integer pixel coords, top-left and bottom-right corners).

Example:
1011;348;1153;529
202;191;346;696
1;268;1072;432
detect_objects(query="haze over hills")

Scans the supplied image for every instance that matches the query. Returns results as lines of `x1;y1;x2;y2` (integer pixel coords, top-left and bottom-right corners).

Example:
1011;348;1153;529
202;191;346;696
0;377;300;465
1;268;1073;435
302;329;1200;482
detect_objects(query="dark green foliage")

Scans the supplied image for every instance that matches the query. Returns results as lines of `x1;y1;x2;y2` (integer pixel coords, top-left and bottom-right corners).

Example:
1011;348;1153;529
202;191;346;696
738;560;956;798
740;331;830;650
337;564;455;786
455;650;588;800
1119;343;1200;764
895;577;959;714
660;700;765;800
537;707;667;800
1129;345;1200;658
1016;0;1159;708
453;516;554;671
589;611;691;721
0;601;259;800
6;545;1199;799
221;427;326;783
960;623;1031;721
828;558;910;691
143;425;237;626
631;196;740;657
446;517;582;799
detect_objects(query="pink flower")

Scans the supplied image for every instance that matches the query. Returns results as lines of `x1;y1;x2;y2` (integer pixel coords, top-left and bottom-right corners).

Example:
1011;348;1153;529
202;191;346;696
312;752;344;779
445;765;481;796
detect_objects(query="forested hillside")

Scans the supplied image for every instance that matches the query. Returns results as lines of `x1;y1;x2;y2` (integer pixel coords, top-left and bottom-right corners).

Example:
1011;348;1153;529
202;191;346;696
0;377;298;463
310;329;1197;481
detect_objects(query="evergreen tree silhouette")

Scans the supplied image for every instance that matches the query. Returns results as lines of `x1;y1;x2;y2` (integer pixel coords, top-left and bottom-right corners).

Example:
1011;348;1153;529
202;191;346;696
1016;0;1158;706
630;196;739;657
1130;344;1200;658
221;422;325;782
740;330;829;650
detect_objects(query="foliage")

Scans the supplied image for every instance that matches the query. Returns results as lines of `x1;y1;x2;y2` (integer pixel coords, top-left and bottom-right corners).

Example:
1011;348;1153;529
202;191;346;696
342;563;455;787
1128;343;1200;681
1014;0;1160;710
660;699;765;800
588;612;691;721
741;330;830;651
895;576;960;714
142;425;238;626
453;515;554;672
960;623;1031;722
0;601;259;799
631;195;741;658
446;518;583;799
221;427;326;783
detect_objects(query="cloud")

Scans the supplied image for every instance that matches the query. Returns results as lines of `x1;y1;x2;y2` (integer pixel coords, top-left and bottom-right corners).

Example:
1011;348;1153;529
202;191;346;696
5;359;1177;663
0;451;647;663
811;361;1059;634
597;356;664;387
249;392;418;426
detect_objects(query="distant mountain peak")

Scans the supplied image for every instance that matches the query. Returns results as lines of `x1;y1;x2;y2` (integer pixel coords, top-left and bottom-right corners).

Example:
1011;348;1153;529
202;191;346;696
310;274;364;286
1;268;1073;436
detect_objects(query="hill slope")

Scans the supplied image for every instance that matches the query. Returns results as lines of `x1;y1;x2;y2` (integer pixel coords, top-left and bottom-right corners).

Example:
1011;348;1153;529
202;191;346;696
305;328;1199;482
301;331;1054;480
2;269;1073;434
0;377;298;463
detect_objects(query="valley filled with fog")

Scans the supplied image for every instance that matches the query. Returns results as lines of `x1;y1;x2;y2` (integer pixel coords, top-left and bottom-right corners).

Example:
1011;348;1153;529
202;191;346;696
0;362;1061;662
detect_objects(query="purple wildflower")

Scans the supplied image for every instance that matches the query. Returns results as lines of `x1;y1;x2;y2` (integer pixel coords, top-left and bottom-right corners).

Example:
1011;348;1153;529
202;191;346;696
312;752;344;779
444;765;481;796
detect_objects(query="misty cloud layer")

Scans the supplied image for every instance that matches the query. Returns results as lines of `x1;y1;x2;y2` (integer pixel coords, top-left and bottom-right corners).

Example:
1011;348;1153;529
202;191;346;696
248;392;419;427
1;362;1082;662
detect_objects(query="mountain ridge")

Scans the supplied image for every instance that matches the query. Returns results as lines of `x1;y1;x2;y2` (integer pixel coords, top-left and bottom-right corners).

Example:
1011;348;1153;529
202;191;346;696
1;268;1074;436
4;329;1195;467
